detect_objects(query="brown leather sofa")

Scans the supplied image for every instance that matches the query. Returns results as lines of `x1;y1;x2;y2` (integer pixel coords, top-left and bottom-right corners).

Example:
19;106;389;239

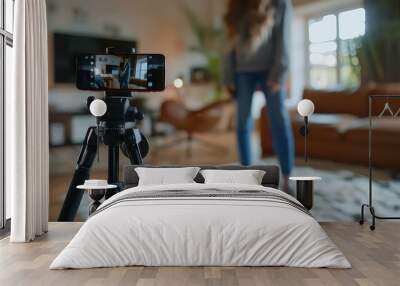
260;87;400;168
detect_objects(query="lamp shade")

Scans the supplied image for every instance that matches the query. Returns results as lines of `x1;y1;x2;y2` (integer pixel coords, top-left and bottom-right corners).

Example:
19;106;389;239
89;99;107;117
297;99;314;117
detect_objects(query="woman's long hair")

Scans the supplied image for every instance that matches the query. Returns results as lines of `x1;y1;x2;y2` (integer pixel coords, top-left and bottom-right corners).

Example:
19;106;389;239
224;0;274;49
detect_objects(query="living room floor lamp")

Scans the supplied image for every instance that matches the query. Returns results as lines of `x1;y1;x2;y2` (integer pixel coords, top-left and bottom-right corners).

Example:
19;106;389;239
297;99;315;162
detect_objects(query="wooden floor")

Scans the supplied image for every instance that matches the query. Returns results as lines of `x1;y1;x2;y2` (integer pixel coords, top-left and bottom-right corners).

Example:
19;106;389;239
1;223;399;286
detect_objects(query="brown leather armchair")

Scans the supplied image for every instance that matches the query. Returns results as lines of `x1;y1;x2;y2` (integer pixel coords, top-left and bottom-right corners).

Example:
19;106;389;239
159;99;234;155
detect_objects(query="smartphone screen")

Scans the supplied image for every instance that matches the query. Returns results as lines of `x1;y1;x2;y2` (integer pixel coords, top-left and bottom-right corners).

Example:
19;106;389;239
76;54;165;92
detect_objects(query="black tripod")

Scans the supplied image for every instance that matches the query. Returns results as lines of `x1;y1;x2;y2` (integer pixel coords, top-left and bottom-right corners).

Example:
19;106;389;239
58;93;149;221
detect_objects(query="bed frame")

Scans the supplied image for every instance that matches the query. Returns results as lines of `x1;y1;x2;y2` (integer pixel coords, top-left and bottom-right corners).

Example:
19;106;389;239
123;165;280;189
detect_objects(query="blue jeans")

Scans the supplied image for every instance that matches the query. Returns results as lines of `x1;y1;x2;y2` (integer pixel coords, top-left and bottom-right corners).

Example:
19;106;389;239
235;71;294;175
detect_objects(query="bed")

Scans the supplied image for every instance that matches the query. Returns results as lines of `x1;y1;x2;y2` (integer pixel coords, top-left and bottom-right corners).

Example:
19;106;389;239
50;165;351;269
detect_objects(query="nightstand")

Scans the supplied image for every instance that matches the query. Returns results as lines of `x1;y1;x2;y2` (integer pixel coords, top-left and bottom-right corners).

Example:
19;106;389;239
77;183;117;215
289;177;321;210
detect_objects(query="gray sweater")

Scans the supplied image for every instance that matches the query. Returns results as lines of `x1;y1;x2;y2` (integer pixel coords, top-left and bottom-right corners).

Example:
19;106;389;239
223;0;292;85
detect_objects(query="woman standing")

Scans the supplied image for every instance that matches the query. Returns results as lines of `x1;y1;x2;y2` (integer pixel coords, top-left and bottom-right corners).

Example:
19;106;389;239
224;0;294;190
119;57;131;89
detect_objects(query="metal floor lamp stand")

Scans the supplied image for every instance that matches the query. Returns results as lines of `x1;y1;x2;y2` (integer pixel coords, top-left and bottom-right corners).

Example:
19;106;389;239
359;94;400;230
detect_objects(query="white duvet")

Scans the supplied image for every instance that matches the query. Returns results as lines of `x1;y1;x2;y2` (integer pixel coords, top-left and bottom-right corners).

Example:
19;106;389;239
50;183;351;269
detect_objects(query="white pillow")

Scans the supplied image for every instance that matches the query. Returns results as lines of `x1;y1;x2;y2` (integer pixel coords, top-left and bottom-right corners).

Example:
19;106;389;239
200;169;266;185
135;167;201;186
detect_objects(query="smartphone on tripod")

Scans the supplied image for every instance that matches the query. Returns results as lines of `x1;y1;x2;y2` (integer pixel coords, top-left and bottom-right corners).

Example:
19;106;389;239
76;53;165;92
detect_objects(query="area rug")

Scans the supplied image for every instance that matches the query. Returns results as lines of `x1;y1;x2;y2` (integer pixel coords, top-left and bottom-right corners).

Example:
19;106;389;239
261;158;400;222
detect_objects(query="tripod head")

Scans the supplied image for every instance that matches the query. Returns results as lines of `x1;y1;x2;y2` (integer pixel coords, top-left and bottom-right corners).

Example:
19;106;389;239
87;93;149;159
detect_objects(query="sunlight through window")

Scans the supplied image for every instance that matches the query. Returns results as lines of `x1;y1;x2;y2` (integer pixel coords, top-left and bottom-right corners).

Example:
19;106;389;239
307;7;365;89
339;8;366;40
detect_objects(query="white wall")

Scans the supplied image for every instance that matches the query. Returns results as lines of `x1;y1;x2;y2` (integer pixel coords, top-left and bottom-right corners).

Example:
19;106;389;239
289;15;306;104
46;0;225;111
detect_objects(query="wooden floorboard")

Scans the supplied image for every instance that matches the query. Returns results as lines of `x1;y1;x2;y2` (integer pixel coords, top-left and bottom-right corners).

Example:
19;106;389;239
0;222;399;286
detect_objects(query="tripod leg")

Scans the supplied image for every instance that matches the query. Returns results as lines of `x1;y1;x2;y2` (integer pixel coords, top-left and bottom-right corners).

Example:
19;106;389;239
123;128;144;165
105;145;120;200
58;127;98;221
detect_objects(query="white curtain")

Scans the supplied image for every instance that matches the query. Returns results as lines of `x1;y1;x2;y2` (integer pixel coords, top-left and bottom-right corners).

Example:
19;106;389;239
7;0;49;242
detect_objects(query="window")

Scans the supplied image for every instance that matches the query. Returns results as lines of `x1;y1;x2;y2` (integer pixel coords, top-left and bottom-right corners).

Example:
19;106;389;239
307;8;365;89
1;0;14;229
136;58;147;80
